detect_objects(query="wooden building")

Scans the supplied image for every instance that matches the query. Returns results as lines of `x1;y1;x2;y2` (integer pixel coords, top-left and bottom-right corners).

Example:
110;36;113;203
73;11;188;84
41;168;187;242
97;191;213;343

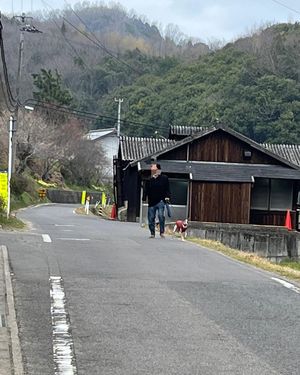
115;125;300;228
113;136;176;220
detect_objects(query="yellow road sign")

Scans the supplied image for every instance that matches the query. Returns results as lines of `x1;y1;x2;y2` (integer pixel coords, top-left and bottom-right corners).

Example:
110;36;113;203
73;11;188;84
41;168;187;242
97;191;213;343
0;172;8;207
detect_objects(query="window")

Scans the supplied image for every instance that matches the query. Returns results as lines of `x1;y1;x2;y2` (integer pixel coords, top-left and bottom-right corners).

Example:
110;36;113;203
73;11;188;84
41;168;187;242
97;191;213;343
251;178;293;211
270;180;293;210
251;178;269;209
169;179;188;205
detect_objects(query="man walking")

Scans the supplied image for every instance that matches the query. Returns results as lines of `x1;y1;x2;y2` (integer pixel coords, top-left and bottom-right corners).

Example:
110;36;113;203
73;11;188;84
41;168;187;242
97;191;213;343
142;162;170;238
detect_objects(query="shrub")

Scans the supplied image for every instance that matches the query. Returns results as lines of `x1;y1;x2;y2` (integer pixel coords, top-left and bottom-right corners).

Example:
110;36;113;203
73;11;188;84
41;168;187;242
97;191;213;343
0;196;6;214
11;174;30;196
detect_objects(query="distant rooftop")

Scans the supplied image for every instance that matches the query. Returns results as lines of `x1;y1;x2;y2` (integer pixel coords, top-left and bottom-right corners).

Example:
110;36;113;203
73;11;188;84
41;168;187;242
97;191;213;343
86;128;117;140
120;136;176;161
262;144;300;167
169;125;208;139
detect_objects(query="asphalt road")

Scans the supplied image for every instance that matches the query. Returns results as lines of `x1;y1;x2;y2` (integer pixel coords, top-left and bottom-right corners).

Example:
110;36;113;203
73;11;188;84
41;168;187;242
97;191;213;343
1;204;300;374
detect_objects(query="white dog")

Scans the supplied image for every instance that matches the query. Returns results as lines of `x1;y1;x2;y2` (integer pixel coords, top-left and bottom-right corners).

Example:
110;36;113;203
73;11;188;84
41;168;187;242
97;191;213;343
173;219;188;241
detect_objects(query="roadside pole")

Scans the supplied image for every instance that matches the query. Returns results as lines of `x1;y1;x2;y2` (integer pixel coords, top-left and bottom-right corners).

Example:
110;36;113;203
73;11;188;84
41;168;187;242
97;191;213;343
7;116;15;219
114;98;123;137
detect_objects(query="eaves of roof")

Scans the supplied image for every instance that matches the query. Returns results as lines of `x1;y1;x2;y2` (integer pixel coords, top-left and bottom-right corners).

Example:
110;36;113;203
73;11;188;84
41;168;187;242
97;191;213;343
120;136;176;162
138;160;300;181
130;124;300;170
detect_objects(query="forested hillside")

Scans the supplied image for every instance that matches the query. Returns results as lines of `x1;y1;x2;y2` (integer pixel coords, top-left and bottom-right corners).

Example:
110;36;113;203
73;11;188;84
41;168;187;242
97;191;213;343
1;4;300;144
99;23;300;143
1;3;208;107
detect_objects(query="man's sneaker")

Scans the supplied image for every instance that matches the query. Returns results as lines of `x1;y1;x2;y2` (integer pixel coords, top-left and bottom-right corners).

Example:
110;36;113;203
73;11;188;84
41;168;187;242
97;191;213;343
160;233;165;239
149;234;155;239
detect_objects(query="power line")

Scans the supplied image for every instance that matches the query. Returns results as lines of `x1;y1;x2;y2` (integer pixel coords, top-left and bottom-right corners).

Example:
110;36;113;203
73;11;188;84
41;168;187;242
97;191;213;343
0;17;18;110
40;2;93;73
270;0;300;15
63;0;142;75
22;98;166;132
0;71;15;112
62;17;141;74
41;0;141;74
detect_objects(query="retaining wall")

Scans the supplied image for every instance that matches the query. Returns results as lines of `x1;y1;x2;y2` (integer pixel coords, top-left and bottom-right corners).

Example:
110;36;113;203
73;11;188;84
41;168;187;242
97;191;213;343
46;190;103;204
186;222;300;262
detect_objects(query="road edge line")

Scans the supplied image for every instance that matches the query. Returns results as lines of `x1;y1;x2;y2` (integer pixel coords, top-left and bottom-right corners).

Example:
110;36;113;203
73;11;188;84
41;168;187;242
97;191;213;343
2;245;25;375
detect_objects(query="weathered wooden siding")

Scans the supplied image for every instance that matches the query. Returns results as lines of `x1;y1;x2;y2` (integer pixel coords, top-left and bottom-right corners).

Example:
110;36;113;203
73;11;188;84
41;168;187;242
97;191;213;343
159;145;187;161
250;210;297;228
191;182;251;224
189;130;282;164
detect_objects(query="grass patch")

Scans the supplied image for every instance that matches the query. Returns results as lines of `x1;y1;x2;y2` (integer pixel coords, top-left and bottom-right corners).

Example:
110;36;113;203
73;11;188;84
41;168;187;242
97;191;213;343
75;204;113;219
11;192;43;211
0;215;25;230
188;238;300;282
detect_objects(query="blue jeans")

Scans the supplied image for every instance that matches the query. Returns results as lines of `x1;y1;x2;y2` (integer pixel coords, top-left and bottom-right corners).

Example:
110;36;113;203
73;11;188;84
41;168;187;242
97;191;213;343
148;200;165;236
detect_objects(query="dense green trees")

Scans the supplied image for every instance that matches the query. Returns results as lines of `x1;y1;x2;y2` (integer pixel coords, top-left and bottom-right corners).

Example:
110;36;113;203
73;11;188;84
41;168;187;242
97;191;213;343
32;69;73;106
98;37;300;143
30;22;300;144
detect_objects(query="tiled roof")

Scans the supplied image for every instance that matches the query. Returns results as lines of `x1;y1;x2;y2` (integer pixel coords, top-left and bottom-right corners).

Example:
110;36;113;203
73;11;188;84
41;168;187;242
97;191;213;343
262;144;300;167
138;160;300;181
120;136;176;161
169;125;207;136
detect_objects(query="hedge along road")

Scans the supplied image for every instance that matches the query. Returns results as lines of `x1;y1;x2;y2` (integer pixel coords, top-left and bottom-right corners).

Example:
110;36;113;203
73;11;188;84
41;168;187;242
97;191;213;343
1;203;300;375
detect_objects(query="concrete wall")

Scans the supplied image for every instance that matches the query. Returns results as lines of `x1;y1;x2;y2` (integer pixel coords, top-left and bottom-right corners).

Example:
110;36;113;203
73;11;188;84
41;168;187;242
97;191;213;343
187;222;300;262
47;190;103;204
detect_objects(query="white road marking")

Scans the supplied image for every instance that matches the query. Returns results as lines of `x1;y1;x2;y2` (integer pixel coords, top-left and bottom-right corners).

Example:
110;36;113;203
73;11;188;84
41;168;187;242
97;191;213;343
0;314;5;327
50;276;77;375
56;238;90;241
61;230;73;232
55;224;75;227
271;277;300;294
42;234;52;243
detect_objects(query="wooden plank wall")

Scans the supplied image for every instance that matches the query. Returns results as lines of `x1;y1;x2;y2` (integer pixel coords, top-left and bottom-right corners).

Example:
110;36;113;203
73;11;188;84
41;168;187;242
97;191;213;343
250;210;297;228
191;182;251;224
189;131;281;164
159;144;187;161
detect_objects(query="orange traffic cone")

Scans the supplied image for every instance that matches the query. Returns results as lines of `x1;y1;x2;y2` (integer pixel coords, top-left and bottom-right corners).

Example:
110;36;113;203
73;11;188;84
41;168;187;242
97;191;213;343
110;203;117;220
284;209;292;231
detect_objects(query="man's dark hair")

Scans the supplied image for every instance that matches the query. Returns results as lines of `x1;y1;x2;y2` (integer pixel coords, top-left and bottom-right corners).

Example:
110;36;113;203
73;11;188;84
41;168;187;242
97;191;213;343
156;163;161;170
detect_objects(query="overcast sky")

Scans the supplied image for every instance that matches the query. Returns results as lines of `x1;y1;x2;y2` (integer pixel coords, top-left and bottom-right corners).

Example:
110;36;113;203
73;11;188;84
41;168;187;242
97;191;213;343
1;0;300;42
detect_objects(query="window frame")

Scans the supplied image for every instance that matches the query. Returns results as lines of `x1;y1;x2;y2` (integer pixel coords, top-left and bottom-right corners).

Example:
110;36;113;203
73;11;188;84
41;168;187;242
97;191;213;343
251;178;293;211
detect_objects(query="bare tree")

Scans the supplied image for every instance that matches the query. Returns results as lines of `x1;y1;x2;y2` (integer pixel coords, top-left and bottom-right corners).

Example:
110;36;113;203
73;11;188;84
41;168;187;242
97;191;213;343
15;109;107;186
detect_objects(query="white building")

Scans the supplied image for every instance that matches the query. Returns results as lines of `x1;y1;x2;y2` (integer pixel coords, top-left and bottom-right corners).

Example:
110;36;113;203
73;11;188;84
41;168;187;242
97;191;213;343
86;128;119;181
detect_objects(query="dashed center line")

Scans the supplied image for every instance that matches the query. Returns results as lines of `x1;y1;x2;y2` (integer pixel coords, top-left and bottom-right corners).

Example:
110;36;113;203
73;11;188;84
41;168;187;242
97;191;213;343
55;224;75;227
42;234;52;243
271;277;300;294
56;238;90;241
50;276;77;374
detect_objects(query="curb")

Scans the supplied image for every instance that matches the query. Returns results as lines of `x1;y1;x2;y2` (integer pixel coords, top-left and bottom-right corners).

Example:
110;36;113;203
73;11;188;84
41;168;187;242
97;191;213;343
1;245;24;375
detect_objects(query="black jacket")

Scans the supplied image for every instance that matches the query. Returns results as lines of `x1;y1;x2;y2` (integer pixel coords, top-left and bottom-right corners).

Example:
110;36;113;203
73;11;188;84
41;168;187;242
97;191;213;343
143;174;170;207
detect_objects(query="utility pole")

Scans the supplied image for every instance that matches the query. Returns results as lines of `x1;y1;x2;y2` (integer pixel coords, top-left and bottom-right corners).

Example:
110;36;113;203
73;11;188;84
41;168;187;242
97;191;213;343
114;98;123;137
7;116;16;219
12;13;41;172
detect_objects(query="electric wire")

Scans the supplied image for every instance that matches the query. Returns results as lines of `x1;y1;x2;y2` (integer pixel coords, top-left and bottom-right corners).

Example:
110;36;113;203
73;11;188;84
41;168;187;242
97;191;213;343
270;0;300;15
2;5;165;133
22;98;164;132
62;17;141;74
41;0;141;74
0;18;18;110
63;0;142;74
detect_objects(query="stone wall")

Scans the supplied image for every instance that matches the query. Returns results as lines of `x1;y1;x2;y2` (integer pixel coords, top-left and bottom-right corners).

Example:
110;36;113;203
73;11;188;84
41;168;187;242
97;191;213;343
186;222;300;262
47;190;103;204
